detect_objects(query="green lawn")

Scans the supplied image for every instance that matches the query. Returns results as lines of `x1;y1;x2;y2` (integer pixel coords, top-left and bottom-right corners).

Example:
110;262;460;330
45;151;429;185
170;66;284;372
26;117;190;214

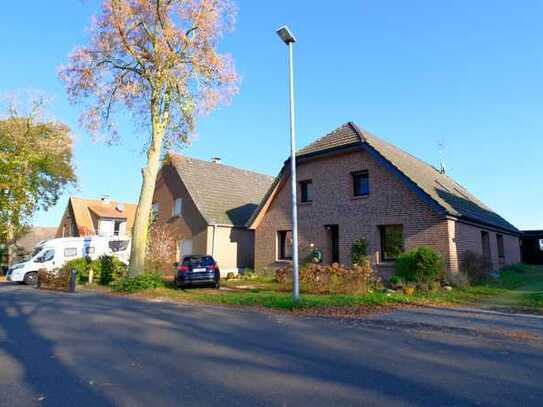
112;264;543;314
413;264;543;313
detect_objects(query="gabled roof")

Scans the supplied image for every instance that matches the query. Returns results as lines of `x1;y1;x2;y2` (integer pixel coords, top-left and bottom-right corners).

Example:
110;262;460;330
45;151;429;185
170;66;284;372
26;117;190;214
249;122;519;234
169;154;274;227
66;197;137;236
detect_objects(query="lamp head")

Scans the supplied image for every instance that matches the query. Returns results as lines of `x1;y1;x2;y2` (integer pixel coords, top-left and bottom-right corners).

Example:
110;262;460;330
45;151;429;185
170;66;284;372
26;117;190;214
276;26;296;45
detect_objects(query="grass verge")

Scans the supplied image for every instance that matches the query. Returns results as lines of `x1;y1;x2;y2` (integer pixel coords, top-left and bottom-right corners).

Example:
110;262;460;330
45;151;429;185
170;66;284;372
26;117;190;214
86;264;543;315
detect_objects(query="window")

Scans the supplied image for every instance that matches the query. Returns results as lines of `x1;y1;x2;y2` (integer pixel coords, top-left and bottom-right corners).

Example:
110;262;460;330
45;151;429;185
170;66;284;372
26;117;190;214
299;180;313;203
114;220;122;236
173;198;183;216
36;249;54;263
379;225;404;261
352;171;369;197
496;234;505;259
481;231;491;259
277;230;293;260
109;240;130;252
182;255;215;266
85;246;96;255
64;248;77;258
539;239;543;251
151;202;159;222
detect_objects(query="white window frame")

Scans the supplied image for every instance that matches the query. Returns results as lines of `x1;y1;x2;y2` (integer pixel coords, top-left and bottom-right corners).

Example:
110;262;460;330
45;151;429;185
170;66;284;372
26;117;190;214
64;247;78;258
173;198;182;217
151;202;159;222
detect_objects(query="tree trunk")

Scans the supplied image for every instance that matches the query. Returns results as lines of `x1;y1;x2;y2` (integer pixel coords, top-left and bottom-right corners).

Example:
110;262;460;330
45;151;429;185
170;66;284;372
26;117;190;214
128;116;165;277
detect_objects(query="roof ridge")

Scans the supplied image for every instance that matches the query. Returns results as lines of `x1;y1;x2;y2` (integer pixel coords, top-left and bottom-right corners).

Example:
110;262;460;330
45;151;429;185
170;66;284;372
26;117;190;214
69;196;137;206
169;152;274;179
350;123;443;176
298;122;362;152
351;123;484;201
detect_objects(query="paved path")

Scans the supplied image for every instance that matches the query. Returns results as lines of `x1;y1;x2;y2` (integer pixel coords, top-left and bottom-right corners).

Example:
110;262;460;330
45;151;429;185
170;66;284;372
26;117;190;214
0;283;542;407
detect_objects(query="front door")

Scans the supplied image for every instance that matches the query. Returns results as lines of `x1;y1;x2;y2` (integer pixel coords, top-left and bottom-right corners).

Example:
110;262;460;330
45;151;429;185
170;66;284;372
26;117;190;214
325;225;339;263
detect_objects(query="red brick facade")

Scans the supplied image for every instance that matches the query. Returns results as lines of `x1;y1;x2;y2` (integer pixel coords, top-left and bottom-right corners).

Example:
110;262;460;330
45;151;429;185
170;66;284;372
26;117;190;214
152;164;256;274
253;150;520;275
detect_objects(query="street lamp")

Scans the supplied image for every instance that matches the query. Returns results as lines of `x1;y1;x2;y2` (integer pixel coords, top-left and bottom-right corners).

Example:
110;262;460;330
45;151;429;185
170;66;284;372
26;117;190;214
276;25;300;300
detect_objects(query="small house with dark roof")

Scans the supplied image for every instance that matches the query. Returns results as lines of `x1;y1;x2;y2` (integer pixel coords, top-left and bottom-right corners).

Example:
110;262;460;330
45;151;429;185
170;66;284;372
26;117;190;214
248;122;521;275
152;154;274;275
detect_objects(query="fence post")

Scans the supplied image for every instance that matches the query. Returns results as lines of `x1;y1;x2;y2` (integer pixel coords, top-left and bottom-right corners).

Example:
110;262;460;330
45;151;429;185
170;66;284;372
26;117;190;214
88;268;94;285
69;269;77;293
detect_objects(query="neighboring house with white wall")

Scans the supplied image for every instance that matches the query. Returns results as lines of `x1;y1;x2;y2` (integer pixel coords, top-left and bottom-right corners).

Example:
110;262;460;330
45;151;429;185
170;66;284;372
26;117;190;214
56;196;137;238
152;154;274;275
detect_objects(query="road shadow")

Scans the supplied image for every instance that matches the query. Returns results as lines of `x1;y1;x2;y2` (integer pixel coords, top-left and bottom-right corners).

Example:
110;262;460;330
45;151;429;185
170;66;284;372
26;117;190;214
0;291;114;407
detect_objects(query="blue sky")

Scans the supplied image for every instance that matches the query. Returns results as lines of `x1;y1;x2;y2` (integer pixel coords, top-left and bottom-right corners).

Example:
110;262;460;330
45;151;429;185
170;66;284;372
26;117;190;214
1;1;542;230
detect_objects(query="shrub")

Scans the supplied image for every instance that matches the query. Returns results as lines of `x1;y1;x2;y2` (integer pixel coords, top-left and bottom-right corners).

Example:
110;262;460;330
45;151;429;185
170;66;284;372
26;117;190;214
388;275;402;288
276;262;379;295
38;269;74;291
445;270;470;288
395;246;444;284
351;238;369;265
62;257;94;283
99;255;126;285
461;251;492;283
299;242;323;265
111;272;164;293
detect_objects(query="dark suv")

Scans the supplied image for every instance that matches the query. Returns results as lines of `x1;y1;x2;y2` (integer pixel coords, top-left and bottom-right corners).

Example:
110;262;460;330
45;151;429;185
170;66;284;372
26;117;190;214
174;255;220;289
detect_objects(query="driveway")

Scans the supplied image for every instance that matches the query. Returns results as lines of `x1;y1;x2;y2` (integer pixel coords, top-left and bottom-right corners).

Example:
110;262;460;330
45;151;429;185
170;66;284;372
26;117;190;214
0;283;542;407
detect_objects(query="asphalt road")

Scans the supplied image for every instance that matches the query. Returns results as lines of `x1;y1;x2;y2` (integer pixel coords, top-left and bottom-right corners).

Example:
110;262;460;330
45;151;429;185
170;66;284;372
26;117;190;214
1;283;542;407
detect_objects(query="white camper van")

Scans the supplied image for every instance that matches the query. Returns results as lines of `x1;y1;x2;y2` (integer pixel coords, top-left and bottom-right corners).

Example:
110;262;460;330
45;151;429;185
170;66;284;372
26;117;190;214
6;236;131;285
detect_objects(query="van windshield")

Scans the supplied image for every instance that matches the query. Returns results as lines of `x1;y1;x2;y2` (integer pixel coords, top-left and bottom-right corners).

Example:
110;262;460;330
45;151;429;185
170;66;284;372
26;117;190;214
31;247;43;258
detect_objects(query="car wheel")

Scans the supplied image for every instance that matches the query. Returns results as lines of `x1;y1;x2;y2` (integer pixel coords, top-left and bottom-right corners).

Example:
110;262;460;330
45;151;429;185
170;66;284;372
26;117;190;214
23;272;38;286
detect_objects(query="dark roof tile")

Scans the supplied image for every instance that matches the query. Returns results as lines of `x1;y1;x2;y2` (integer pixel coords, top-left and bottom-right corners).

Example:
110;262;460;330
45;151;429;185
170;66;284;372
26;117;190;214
290;122;518;233
170;155;274;227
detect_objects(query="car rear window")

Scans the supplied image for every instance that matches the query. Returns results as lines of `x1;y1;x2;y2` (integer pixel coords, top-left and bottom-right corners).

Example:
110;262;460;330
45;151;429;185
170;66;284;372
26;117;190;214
182;256;214;266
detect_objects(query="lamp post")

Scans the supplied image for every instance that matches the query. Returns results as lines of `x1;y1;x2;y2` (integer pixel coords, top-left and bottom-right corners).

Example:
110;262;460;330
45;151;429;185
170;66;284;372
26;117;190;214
276;25;299;300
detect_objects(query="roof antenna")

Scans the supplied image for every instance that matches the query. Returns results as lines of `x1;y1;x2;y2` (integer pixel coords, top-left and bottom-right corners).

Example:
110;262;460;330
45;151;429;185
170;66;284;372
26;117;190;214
438;141;447;174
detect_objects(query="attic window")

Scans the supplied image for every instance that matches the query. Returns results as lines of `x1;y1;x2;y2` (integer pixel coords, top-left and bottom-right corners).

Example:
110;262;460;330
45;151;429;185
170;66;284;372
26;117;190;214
352;171;369;197
151;203;159;223
299;180;312;203
173;198;182;216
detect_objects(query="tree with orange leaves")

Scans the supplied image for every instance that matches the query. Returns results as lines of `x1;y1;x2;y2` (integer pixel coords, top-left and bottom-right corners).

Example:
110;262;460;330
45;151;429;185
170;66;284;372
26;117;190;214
60;0;239;276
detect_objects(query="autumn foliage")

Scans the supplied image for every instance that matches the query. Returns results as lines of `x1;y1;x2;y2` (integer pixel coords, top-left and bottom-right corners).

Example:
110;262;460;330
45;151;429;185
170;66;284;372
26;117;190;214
60;0;239;276
276;262;378;295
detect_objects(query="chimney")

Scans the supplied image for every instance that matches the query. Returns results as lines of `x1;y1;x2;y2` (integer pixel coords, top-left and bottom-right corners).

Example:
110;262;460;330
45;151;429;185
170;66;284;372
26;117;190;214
211;157;222;164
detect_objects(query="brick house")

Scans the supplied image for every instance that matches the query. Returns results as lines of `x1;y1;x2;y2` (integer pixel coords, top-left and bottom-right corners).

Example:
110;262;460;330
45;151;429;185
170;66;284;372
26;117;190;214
248;122;521;276
151;154;274;275
56;196;137;238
